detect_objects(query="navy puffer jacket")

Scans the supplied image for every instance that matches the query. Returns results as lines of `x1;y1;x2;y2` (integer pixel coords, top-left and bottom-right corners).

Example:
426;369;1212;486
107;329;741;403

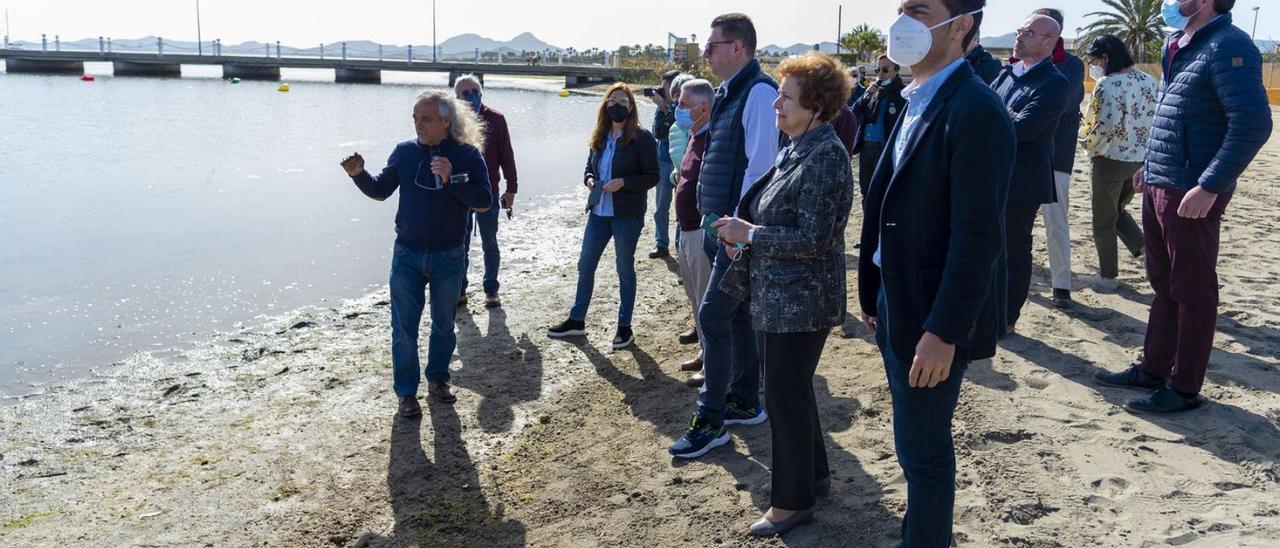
1145;13;1271;194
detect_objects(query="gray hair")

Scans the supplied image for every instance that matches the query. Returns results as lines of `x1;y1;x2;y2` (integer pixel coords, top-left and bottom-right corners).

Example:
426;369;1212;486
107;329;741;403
453;73;483;95
414;89;486;151
669;73;696;98
680;79;714;107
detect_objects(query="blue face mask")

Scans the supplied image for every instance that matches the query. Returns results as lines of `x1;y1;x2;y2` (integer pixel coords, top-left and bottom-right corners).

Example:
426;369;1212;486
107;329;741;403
674;107;695;129
463;90;482;113
1162;0;1201;31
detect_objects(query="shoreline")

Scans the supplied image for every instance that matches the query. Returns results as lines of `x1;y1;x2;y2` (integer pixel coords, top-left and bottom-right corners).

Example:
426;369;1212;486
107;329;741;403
4;117;1280;545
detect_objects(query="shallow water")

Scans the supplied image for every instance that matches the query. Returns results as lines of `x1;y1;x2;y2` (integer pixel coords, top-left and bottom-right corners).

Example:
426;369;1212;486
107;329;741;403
0;61;644;394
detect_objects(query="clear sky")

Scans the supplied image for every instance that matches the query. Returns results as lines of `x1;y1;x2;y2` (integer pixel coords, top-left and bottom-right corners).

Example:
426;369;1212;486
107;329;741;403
3;0;1277;49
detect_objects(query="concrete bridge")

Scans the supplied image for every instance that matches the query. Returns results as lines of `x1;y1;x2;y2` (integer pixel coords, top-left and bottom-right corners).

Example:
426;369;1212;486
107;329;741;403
0;48;637;88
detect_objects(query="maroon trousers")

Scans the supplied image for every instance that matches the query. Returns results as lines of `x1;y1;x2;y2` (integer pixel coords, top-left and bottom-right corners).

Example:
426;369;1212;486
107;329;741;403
1139;185;1233;395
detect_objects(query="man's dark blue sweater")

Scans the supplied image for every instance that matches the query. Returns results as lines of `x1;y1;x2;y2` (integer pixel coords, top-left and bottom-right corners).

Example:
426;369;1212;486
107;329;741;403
351;136;492;252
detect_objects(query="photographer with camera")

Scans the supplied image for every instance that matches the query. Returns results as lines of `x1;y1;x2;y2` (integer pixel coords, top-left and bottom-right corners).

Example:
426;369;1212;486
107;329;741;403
647;70;681;259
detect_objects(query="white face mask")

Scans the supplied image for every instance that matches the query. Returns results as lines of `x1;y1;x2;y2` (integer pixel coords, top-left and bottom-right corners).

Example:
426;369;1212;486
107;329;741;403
1089;64;1106;81
887;8;983;68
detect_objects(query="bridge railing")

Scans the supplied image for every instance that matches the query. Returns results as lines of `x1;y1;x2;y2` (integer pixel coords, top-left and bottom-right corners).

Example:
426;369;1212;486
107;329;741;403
2;35;621;68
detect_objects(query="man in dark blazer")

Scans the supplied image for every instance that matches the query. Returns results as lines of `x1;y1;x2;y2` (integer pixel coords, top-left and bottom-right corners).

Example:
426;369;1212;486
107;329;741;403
991;13;1069;333
859;0;1014;544
1035;7;1087;309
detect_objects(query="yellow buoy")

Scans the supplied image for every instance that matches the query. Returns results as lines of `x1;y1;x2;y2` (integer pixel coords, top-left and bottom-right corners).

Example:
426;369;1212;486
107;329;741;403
278;83;291;92
558;90;570;97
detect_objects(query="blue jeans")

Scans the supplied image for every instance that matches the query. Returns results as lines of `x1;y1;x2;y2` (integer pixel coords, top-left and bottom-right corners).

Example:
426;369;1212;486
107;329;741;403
389;242;466;396
875;289;968;548
654;153;674;249
696;231;761;426
569;213;642;326
463;194;501;296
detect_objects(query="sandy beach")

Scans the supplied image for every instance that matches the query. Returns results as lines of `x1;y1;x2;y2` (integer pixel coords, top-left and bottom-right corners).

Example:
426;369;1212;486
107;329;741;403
3;108;1279;547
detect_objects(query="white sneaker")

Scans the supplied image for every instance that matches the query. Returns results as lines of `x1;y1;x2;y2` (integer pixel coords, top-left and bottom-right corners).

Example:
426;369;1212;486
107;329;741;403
1081;274;1120;292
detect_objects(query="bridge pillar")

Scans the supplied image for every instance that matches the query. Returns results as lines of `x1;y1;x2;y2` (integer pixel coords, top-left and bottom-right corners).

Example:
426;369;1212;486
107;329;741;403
113;60;181;77
336;67;381;84
222;64;281;81
565;74;615;89
448;71;483;87
5;57;85;74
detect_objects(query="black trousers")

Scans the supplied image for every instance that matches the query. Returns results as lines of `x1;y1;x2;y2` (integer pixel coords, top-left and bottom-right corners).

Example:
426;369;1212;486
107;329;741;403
858;142;886;196
762;328;831;510
1005;201;1041;328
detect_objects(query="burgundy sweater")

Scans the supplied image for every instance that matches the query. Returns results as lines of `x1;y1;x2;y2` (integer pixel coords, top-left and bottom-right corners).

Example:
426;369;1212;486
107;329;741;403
479;105;518;195
675;128;708;231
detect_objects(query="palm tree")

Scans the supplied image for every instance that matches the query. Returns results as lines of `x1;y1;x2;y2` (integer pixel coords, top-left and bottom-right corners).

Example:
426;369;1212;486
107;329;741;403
839;24;885;63
1078;0;1167;63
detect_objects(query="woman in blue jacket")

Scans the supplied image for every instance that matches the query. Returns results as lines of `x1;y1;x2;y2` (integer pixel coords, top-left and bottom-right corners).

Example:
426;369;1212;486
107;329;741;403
548;84;659;349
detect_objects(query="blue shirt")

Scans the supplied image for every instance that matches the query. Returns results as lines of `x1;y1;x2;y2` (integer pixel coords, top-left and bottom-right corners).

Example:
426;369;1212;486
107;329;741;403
351;137;493;252
865;94;890;144
876;57;967;267
592;131;620;217
894;57;967;171
720;65;781;215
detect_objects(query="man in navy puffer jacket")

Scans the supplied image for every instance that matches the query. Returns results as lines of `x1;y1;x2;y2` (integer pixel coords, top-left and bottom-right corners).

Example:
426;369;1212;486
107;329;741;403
1095;0;1271;414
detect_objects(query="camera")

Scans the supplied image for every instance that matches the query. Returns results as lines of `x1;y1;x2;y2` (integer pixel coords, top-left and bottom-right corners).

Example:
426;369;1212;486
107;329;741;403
643;87;661;98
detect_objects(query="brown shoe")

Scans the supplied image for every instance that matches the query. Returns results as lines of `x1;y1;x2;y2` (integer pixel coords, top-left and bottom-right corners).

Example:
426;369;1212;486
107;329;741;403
680;357;703;371
398;395;422;417
686;369;705;387
428;380;457;404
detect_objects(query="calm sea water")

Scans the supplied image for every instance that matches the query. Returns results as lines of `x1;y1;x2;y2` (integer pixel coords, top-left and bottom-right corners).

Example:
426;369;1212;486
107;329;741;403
0;62;646;395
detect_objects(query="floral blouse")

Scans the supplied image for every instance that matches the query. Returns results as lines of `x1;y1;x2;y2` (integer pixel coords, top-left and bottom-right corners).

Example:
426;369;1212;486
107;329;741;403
1079;70;1159;163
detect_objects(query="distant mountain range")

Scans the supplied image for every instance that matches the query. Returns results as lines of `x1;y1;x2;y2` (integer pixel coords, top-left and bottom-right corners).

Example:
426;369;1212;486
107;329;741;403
10;31;1277;58
438;32;560;55
761;42;839;55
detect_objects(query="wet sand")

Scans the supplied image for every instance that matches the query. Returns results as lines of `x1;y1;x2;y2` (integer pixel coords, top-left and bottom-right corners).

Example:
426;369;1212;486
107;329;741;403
3;112;1280;547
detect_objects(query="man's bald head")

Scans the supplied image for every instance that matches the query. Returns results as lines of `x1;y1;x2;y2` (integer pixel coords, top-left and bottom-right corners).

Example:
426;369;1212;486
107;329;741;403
1028;14;1061;38
1013;14;1060;64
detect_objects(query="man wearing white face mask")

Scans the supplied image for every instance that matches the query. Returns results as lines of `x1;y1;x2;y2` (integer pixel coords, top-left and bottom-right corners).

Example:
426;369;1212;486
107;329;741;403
859;1;1014;546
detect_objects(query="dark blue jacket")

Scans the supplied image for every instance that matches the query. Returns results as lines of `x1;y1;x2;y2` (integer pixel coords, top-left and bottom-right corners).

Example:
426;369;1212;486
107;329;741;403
965;45;1003;85
1145;13;1272;194
992;60;1069;205
351;137;492;252
1052;52;1086;173
697;59;778;217
859;62;1016;363
583;128;660;218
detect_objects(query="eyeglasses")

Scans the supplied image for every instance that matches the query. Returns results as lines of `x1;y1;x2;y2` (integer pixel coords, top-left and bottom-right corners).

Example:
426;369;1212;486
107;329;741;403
605;97;631;107
1016;27;1051;40
878;67;893;74
703;40;734;54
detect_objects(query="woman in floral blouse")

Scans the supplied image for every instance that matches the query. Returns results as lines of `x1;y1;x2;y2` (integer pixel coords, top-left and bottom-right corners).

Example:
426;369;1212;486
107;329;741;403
1079;35;1158;289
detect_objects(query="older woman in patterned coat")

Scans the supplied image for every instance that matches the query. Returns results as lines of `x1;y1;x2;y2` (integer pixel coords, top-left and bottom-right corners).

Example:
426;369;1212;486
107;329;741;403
713;53;855;537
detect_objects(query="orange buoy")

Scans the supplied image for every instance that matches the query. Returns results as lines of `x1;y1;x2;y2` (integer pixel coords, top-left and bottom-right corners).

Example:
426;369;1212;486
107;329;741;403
80;74;95;82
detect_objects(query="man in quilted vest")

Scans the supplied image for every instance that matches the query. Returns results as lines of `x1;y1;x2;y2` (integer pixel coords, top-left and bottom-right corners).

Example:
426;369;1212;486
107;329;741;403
668;12;780;460
1094;0;1271;414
